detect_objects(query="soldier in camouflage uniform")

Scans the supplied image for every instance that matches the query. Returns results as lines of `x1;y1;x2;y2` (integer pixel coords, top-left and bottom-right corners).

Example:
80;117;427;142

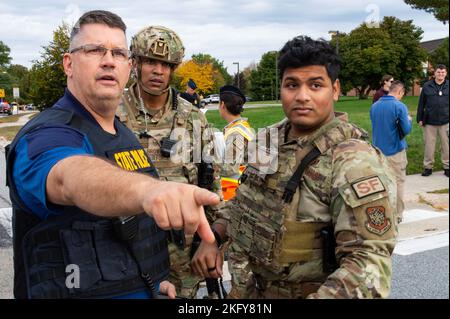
191;36;398;299
117;26;223;298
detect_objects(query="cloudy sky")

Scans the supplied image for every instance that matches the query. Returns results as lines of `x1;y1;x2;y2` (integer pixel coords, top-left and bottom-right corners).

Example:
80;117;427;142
1;0;448;74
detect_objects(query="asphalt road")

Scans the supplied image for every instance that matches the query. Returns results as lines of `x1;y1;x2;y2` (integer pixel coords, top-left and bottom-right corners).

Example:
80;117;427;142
390;246;449;299
0;147;10;209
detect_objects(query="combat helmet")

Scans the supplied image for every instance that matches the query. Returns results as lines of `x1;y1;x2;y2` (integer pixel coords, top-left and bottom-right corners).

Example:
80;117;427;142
130;26;185;65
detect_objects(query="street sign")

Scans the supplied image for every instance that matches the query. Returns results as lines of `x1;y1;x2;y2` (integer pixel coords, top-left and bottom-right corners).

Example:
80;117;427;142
0;89;4;98
13;87;20;98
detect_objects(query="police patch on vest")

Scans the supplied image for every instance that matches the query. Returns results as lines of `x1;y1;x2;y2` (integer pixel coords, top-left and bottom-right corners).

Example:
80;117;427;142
351;176;385;199
365;206;391;235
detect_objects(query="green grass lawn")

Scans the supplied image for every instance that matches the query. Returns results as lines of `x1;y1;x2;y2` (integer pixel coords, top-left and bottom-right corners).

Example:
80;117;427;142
0;114;23;123
0;126;22;141
206;96;443;175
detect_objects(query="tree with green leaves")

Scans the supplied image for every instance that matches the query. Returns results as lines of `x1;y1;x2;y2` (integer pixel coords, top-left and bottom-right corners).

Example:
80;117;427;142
0;41;32;103
0;41;13;101
337;17;427;99
0;40;12;68
248;51;277;101
241;63;256;99
0;71;14;102
0;43;30;103
233;72;247;94
429;37;449;67
4;64;31;103
404;0;449;24
28;23;70;109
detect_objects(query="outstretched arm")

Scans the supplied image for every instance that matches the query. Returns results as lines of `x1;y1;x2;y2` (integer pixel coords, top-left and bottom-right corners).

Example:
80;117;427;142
47;155;219;242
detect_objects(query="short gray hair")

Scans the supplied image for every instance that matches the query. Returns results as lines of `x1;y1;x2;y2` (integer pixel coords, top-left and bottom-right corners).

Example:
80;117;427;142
70;10;126;49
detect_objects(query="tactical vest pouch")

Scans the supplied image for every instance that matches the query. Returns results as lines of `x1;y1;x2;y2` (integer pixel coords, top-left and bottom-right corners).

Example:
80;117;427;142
230;195;284;271
92;224;139;281
160;137;177;158
277;220;327;264
23;214;167;298
60;226;102;291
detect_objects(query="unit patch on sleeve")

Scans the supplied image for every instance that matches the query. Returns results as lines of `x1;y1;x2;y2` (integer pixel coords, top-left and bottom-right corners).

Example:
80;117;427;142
365;206;391;235
351;176;385;199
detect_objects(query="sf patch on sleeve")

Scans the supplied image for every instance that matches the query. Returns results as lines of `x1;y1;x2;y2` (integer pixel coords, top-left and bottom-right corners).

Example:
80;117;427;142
351;176;385;199
340;174;396;240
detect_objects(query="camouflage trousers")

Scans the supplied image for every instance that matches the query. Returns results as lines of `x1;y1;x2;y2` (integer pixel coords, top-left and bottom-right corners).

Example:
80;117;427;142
168;243;203;299
226;241;252;299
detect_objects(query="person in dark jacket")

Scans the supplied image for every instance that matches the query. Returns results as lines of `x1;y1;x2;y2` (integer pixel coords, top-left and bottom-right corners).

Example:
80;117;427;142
416;64;449;177
372;74;394;103
180;78;201;108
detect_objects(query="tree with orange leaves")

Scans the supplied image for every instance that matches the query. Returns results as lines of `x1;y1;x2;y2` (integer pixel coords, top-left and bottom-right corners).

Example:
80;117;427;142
174;60;215;96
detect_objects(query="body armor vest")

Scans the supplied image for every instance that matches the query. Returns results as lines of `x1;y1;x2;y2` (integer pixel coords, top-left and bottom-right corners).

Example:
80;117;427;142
120;86;200;185
5;107;169;298
229;118;367;278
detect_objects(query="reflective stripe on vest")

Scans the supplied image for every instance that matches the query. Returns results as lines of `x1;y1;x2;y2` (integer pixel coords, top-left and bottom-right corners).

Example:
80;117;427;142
224;120;254;141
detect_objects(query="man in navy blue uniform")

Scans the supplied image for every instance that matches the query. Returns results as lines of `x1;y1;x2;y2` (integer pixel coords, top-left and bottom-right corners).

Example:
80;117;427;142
5;10;219;299
180;78;201;108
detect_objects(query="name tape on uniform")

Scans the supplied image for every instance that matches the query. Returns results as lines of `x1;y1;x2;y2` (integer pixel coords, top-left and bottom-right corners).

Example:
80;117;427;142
351;176;385;199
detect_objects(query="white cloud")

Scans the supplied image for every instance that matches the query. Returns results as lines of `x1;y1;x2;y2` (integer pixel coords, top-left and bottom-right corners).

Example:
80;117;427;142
1;0;448;72
63;3;82;26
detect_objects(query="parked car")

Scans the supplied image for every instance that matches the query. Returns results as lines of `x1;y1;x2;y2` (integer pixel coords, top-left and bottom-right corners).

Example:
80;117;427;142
26;103;34;110
200;94;220;107
210;94;220;103
0;102;12;115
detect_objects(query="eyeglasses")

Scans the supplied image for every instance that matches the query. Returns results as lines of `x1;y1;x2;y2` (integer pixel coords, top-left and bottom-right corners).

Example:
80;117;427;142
70;44;130;62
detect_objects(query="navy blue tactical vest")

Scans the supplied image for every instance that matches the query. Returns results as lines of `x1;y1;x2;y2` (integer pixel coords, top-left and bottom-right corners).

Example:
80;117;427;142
5;107;169;299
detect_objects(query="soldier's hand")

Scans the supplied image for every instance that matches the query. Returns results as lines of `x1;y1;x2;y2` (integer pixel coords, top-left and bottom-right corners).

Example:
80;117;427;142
142;181;220;244
191;240;223;279
159;280;176;299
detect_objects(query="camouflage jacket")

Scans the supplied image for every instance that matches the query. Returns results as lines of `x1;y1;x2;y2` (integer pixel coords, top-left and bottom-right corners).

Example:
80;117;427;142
118;83;223;221
216;115;398;298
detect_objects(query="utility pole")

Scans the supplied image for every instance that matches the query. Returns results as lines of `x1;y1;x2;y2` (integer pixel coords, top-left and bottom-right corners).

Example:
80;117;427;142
275;51;279;101
233;62;240;89
328;30;340;54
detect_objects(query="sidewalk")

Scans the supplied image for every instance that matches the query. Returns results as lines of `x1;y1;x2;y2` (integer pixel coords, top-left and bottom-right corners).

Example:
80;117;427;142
399;170;449;243
0;111;36;128
404;171;449;211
